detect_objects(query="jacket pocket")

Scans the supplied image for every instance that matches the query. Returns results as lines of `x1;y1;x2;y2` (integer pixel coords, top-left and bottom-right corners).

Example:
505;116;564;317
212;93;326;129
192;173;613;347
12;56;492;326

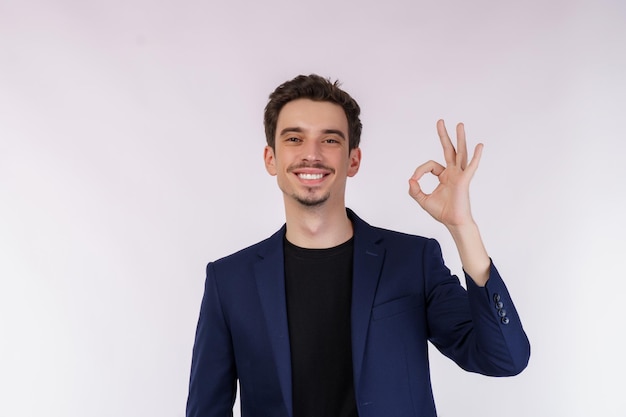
372;294;423;321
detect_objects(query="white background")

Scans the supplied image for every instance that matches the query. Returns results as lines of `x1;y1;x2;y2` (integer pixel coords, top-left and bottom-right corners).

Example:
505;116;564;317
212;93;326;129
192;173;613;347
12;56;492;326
1;0;625;416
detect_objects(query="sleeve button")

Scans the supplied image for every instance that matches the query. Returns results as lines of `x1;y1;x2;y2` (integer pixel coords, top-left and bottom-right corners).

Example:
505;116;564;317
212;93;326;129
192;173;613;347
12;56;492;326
501;316;510;324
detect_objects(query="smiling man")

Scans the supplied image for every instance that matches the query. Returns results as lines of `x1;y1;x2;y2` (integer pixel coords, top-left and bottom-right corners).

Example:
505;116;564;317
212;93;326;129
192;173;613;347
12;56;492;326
186;74;530;417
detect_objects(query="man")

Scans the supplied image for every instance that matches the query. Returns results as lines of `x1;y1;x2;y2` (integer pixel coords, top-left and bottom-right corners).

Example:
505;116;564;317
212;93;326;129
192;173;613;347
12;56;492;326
186;74;530;417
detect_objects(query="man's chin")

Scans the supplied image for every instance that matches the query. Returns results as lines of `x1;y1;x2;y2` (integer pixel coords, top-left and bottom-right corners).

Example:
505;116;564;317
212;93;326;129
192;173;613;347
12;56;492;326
293;192;330;208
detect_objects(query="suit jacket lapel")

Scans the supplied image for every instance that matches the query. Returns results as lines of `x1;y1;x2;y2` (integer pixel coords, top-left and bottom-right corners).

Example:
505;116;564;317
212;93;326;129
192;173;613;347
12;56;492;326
254;227;293;417
348;210;385;392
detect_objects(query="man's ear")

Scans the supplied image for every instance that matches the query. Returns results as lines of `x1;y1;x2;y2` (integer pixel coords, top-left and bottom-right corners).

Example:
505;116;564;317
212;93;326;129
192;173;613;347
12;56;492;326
264;146;277;176
347;147;362;177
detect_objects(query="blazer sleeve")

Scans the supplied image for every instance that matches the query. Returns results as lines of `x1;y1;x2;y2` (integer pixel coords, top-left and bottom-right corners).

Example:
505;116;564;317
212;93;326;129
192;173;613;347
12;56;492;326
423;238;530;376
186;262;237;417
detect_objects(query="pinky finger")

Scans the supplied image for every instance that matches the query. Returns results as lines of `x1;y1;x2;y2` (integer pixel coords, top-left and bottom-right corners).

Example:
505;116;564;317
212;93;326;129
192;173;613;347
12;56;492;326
465;143;484;176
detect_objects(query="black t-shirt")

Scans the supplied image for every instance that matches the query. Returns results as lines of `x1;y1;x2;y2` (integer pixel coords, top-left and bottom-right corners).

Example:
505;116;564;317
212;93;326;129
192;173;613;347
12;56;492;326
284;237;358;417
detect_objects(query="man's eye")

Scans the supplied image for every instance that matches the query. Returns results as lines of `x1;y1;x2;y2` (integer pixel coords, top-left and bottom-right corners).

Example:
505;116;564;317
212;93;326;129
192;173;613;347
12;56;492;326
325;138;339;144
286;137;301;142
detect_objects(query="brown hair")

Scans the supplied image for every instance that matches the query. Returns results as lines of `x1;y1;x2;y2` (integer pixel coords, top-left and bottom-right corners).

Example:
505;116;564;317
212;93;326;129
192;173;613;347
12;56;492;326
264;74;362;150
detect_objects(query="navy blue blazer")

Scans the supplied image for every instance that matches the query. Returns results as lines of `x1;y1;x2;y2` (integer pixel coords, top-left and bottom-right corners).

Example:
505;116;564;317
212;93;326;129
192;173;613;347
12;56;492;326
187;210;530;417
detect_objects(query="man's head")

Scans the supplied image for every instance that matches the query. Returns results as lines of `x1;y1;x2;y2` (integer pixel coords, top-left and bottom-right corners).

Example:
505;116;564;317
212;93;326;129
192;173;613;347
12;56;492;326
264;74;362;151
263;75;362;210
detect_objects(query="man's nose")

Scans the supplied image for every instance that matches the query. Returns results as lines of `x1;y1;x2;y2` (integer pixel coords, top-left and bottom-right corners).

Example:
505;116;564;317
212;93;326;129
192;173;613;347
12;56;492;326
301;140;322;161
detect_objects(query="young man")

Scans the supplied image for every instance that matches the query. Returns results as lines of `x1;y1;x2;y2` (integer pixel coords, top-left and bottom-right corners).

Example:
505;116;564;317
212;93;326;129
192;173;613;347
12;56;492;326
186;75;530;417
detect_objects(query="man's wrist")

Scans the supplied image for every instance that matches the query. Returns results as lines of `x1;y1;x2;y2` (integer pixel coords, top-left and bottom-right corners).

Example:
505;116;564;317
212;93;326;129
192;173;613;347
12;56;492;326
447;221;491;286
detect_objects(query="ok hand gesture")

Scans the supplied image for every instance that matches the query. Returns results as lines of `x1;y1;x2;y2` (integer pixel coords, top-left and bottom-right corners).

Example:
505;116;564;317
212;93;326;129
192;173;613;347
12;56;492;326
408;120;483;229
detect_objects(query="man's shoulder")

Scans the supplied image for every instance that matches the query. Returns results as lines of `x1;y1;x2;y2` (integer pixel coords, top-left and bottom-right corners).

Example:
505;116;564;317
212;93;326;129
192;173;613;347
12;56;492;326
349;209;433;246
366;224;435;255
210;227;284;268
371;224;431;242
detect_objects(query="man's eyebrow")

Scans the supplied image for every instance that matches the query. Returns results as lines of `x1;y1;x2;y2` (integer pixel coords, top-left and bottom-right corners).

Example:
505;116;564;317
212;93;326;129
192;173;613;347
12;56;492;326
321;129;346;140
279;127;304;136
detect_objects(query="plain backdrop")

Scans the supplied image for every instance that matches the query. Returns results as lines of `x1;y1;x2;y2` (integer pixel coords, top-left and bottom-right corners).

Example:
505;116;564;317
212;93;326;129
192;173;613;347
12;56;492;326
1;0;625;416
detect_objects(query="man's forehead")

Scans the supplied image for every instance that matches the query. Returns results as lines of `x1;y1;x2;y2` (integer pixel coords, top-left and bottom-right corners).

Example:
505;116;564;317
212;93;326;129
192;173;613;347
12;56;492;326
276;99;348;132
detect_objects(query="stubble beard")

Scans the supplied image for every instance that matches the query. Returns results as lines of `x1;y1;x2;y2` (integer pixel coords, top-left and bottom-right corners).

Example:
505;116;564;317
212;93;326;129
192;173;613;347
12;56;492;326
291;189;331;207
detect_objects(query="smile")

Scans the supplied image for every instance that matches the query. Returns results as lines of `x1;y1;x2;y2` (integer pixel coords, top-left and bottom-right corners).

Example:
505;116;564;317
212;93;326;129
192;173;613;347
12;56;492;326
297;173;325;180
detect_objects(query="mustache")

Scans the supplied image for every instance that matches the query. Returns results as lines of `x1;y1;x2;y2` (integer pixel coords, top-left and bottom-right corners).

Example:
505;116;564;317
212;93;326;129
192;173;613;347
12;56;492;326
287;162;335;174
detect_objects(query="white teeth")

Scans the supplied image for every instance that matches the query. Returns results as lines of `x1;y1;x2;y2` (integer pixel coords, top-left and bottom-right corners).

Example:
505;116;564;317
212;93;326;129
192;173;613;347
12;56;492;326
298;173;324;180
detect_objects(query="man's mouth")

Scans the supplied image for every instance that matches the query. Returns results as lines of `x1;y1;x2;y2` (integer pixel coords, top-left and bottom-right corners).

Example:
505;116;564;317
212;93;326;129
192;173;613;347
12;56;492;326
289;163;334;183
297;173;325;180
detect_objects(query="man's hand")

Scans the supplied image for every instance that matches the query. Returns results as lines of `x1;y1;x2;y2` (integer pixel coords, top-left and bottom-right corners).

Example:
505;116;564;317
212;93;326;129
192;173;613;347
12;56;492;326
408;119;483;228
409;120;490;286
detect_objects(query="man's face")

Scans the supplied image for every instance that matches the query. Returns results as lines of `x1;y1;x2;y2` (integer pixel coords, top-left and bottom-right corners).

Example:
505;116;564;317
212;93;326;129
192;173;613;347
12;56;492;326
264;99;361;209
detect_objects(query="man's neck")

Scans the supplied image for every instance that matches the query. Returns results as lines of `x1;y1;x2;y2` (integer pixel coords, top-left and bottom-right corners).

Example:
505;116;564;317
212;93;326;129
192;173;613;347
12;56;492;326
284;202;353;249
